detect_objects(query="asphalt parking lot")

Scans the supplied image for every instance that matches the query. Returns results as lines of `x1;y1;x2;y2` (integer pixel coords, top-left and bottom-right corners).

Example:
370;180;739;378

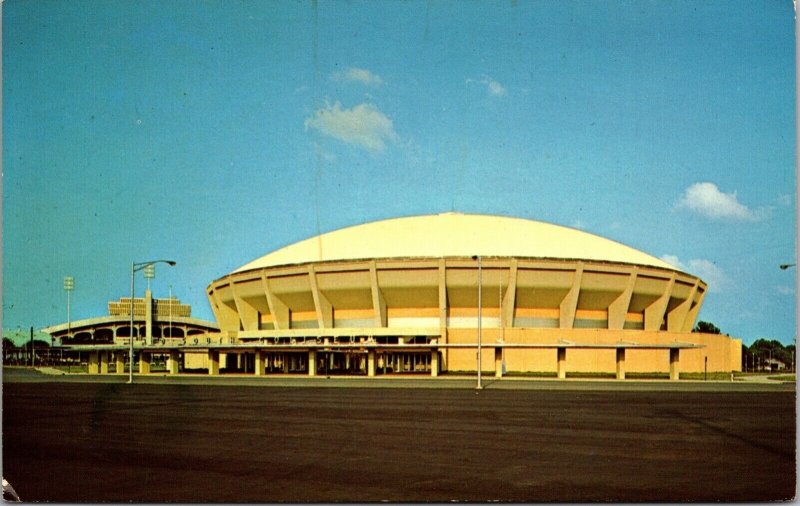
2;368;796;502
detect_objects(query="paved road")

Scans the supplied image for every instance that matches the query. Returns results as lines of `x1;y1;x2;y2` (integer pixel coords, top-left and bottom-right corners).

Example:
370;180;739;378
2;369;796;502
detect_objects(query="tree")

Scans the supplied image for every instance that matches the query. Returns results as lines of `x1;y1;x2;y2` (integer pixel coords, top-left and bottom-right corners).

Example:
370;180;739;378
21;339;50;350
744;339;796;371
693;321;721;334
750;339;791;362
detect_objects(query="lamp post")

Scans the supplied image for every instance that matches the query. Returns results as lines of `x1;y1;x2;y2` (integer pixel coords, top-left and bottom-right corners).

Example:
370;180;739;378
778;264;795;373
472;255;482;390
63;276;74;362
168;284;173;341
129;260;176;384
144;264;155;290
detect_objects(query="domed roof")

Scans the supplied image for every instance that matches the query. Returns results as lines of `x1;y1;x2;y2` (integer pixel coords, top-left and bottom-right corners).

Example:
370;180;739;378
233;213;675;272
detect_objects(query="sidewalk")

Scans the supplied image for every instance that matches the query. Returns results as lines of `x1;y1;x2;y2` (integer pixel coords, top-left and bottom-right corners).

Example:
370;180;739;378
736;373;795;383
4;367;794;392
33;367;67;375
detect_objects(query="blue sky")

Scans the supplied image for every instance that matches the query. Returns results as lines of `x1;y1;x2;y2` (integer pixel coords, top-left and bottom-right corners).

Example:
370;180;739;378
3;0;796;345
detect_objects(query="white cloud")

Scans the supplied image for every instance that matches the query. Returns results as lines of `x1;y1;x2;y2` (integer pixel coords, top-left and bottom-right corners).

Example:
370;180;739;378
313;142;337;162
777;194;792;206
466;76;507;96
776;285;795;295
675;182;758;221
332;67;384;86
687;259;732;292
660;254;732;293
487;80;506;96
304;101;398;152
659;254;687;271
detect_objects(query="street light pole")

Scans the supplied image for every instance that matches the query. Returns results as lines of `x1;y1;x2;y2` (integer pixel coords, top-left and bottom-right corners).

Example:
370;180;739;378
63;276;74;364
129;263;134;382
129;260;176;384
64;277;74;342
472;255;482;390
168;284;173;341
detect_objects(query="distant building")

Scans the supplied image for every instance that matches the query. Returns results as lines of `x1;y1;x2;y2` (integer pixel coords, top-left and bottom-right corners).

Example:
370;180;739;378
108;296;191;318
43;291;218;345
763;358;787;372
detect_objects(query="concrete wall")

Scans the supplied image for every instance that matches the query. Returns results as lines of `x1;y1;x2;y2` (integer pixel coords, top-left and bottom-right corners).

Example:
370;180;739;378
180;328;740;375
446;328;741;373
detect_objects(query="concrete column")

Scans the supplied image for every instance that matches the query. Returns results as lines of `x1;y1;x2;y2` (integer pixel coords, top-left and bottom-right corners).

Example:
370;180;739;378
670;348;680;381
168;350;179;374
557;348;567;379
644;275;675;331
99;351;109;375
139;352;151;374
309;266;333;329
616;348;626;380
397;354;404;373
368;349;376;377
372;261;388;328
282;354;289;373
608;270;637;330
495;347;503;378
208;350;219;375
261;276;289;330
145;289;153;345
116;352;126;374
431;350;439;377
308;350;317;376
88;351;99;374
559;265;583;329
255;351;264;376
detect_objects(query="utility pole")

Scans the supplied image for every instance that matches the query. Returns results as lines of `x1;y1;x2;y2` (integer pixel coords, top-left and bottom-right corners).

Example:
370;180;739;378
769;347;773;372
169;284;173;341
64;276;74;365
29;326;34;367
472;255;482;390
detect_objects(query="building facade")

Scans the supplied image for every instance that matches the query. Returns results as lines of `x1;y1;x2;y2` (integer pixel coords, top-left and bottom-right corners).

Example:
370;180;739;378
44;292;218;346
196;213;741;377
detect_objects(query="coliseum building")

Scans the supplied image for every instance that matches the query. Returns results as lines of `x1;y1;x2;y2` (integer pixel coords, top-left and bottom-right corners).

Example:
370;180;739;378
190;213;741;378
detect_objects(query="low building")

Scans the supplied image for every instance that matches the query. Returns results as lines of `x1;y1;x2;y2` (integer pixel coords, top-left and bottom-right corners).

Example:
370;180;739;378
43;292;218;345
